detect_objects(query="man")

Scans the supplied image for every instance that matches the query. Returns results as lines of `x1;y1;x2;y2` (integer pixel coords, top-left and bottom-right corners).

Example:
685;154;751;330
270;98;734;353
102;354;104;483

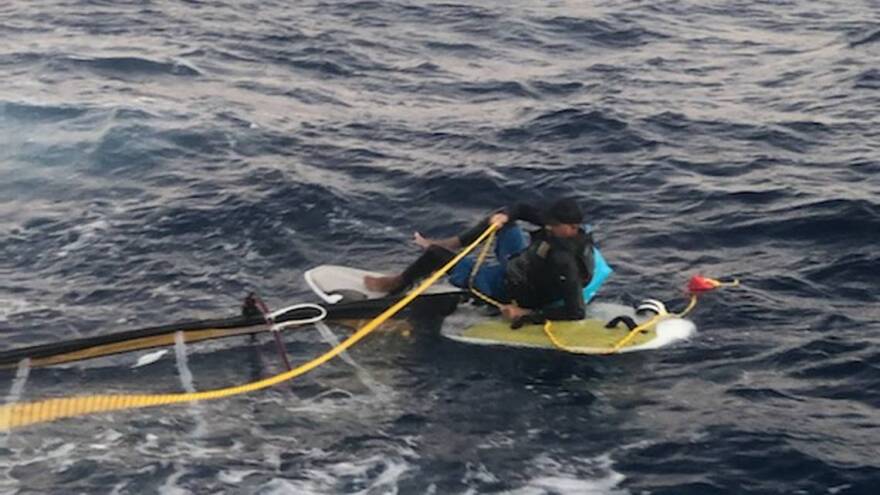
365;198;598;325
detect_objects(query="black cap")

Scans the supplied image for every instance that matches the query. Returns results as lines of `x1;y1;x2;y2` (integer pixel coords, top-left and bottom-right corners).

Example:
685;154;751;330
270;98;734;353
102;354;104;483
544;198;584;225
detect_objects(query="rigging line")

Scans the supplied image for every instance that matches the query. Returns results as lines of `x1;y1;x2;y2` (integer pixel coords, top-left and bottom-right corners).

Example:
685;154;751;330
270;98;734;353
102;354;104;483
314;320;389;396
6;359;31;405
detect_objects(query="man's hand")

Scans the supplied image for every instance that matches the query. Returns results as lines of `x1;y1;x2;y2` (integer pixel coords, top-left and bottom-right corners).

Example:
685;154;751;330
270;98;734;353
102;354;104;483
500;303;532;321
489;212;509;227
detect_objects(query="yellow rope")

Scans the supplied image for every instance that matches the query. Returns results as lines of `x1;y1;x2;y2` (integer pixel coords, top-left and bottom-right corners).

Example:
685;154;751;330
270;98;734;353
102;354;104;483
0;224;500;431
539;319;570;350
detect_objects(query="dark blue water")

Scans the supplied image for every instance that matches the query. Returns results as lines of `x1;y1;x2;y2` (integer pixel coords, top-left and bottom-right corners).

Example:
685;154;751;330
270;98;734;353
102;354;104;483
2;1;879;493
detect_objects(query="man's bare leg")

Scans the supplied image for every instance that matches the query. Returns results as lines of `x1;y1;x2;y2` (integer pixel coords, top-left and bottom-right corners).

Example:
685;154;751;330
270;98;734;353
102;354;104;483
364;273;404;293
363;244;457;295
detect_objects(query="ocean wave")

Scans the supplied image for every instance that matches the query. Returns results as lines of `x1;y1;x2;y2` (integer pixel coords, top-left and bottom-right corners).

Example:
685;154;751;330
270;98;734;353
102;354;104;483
54;55;202;79
853;69;880;90
534;15;666;48
502;108;623;139
849;29;880;48
0;101;90;123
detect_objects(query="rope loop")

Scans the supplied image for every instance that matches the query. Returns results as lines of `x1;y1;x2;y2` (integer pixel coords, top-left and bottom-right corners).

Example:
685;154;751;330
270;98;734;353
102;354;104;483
270;303;327;330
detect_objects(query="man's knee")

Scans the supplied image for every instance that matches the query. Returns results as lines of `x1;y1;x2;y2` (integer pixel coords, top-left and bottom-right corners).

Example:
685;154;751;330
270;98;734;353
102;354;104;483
425;245;455;263
495;225;527;258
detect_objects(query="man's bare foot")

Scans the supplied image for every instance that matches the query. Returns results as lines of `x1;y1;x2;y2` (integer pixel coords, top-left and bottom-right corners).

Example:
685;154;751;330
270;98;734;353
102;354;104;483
413;232;460;251
364;274;404;293
413;232;433;249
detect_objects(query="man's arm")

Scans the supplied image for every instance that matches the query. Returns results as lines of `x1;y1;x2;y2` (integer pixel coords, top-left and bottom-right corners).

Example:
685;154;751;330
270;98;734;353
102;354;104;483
504;203;545;226
457;202;542;246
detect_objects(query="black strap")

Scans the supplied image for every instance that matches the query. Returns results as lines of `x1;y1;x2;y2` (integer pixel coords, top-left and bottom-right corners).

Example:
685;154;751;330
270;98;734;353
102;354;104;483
605;315;637;331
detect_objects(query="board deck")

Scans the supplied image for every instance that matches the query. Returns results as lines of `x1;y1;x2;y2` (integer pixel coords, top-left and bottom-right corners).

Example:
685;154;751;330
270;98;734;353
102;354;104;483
304;264;460;304
443;314;694;354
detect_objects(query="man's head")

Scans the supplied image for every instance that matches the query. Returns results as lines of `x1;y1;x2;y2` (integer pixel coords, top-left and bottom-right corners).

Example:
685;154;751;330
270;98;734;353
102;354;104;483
544;198;583;238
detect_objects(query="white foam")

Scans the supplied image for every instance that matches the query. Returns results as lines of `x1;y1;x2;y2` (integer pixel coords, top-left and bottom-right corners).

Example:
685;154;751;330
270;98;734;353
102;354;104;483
218;469;258;484
514;474;625;495
144;433;159;447
258;478;315;495
506;453;627;495
158;468;188;495
85;429;125;450
256;449;415;495
464;462;500;484
0;297;32;321
55;218;111;257
352;454;411;494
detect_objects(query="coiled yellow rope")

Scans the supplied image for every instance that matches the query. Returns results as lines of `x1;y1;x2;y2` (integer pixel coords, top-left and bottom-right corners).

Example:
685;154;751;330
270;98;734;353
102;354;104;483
0;223;500;431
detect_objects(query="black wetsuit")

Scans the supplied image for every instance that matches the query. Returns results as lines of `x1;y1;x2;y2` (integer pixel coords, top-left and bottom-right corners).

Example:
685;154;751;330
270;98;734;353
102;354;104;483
397;203;595;321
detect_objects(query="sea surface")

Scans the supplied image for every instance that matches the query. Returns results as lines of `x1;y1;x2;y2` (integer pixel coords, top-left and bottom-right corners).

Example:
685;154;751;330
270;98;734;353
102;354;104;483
1;1;879;493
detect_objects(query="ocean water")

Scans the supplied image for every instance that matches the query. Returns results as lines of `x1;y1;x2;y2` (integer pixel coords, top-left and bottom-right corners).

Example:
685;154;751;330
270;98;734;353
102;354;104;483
1;0;879;493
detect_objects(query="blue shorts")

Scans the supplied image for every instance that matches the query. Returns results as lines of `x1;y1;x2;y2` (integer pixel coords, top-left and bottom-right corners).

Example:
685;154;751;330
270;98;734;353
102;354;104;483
447;224;527;302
